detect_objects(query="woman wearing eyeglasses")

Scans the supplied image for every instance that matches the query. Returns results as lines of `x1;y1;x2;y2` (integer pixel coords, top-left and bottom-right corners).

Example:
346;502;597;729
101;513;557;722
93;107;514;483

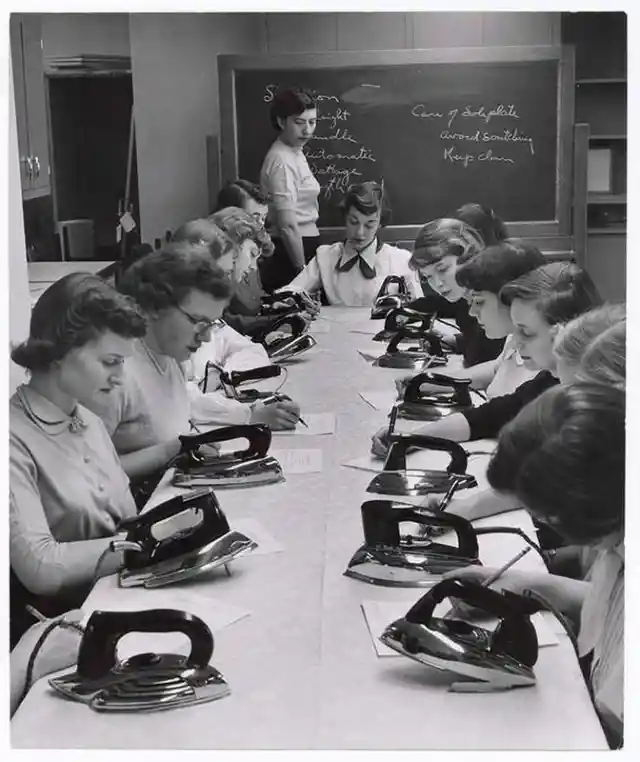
82;246;233;507
281;181;422;306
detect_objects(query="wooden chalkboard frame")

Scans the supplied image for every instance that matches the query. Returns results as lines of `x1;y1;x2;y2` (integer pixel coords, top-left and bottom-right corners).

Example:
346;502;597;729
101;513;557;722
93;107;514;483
219;45;576;247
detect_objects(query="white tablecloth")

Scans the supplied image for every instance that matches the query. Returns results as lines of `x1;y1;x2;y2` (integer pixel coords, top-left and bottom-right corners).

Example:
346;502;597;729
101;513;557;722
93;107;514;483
11;307;607;750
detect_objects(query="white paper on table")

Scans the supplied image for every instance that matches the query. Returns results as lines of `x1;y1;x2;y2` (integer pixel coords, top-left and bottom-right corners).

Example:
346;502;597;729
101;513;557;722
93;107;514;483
271;448;323;474
342;455;384;473
233;517;284;556
361;599;558;658
82;581;250;658
358;390;397;411
273;412;336;436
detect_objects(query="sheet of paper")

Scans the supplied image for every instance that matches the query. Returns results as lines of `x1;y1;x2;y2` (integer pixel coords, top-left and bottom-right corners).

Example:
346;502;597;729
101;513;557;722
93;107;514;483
83;581;250;658
361;599;558;658
233;517;284;556
271;448;323;474
273;412;336;436
358;390;397;411
342;455;384;474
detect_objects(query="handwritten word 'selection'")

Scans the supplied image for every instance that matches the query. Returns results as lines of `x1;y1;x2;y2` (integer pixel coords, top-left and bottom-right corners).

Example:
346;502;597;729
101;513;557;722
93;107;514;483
411;103;535;167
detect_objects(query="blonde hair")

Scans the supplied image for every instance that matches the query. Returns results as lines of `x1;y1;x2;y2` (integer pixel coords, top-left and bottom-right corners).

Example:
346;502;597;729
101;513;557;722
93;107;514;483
553;303;625;367
577;319;626;389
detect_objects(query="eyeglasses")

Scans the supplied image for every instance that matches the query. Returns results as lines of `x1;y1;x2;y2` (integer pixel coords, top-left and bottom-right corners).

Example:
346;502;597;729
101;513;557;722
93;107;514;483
175;304;225;334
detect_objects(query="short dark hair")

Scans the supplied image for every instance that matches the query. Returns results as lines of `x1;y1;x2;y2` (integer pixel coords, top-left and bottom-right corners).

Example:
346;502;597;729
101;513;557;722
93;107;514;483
487;383;625;545
409;218;484;270
270;87;317;131
11;273;146;372
455;241;546;294
499;262;602;325
170;218;234;261
340;181;392;227
118;246;231;312
453;202;508;246
209;207;274;258
215;179;269;211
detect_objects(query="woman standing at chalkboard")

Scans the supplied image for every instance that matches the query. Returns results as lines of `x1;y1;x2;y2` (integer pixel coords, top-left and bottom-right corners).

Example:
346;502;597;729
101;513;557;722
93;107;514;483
260;87;321;292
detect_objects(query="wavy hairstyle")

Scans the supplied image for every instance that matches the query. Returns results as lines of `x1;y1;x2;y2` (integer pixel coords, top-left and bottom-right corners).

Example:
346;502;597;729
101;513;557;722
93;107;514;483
270;87;318;131
170;218;235;261
577;319;626;389
409;218;484;270
118;245;231;312
455;241;546;294
553;303;626;369
487;382;625;545
11;273;146;372
453;202;508;246
209;207;274;258
215;179;270;211
499;262;602;326
339;181;392;227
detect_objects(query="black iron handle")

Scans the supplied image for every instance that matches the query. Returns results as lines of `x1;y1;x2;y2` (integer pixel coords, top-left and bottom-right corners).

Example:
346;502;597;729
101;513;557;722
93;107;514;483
257;312;307;343
77;609;214;679
375;275;408;299
404;371;473;406
179;424;271;459
221;365;281;387
383;434;469;474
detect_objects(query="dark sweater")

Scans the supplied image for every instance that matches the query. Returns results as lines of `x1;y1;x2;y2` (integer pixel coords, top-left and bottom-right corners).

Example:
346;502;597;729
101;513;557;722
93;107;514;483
409;287;504;367
462;370;559;441
223;270;280;339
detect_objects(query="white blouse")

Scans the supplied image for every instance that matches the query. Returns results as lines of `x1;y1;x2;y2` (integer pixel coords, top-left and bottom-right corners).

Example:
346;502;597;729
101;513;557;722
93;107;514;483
486;333;537;398
285;239;423;306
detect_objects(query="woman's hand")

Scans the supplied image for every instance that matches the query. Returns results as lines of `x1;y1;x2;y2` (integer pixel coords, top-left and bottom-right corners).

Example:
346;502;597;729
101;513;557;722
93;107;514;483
371;426;392;458
251;399;301;430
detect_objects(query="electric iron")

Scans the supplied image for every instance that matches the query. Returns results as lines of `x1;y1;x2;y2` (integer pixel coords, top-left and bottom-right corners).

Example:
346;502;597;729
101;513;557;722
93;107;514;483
372;306;436;342
218;363;284;403
49;609;231;712
118;488;257;588
367;431;477;497
257;313;317;362
344;500;482;587
370;275;412;319
380;578;540;691
172;424;284;489
373;326;449;370
397;371;473;421
261;289;317;317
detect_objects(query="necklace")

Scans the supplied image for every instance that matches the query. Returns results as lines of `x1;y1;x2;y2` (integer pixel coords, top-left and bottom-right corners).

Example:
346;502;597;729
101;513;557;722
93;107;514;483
16;386;86;434
140;338;168;375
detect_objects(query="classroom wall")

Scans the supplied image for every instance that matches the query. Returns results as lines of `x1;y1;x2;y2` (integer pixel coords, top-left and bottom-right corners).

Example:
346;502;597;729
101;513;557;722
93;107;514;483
129;11;560;242
9;62;32;393
41;13;131;59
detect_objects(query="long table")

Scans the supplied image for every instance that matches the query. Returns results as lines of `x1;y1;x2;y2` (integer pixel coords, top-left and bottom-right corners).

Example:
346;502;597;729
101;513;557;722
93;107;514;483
11;307;607;750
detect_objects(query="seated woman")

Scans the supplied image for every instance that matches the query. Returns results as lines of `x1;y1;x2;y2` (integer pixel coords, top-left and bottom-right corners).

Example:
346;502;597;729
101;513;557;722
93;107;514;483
452;202;509;247
371;262;602;455
445;382;624;748
10;274;145;645
407;218;505;366
396;241;545;400
282;181;422;306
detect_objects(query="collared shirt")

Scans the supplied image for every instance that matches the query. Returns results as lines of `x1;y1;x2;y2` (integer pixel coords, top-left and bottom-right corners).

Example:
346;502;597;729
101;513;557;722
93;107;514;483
486;334;538;398
84;339;192;454
578;541;624;743
286;240;423;306
260;138;320;237
10;387;136;596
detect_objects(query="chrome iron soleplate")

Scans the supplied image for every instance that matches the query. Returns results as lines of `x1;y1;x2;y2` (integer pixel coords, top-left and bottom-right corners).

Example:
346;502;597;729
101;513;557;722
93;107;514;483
367;470;477;497
269;335;317;362
50;655;230;712
397;402;461;421
173;456;284;489
119;530;258;588
373;354;448;370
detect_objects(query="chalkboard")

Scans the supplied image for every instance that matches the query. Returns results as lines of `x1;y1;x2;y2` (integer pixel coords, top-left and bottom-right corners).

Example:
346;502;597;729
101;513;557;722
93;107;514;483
220;47;575;237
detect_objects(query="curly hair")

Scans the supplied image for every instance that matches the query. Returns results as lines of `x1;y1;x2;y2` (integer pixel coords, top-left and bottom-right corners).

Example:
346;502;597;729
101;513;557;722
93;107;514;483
340;181;392;227
453;202;508;246
170;218;235;261
208;207;274;258
270;87;317;131
409;218;484;270
487;382;625;545
118;245;231;312
11;273;147;372
499;262;602;326
455;241;546;294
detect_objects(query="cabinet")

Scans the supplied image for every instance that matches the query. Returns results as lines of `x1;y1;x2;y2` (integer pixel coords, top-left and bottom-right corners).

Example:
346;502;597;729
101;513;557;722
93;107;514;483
10;14;51;199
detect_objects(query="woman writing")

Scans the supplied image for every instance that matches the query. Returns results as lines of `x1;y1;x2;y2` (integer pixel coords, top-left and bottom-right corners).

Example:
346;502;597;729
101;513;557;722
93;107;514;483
260;87;321;291
10;274;146;645
281;181;422;306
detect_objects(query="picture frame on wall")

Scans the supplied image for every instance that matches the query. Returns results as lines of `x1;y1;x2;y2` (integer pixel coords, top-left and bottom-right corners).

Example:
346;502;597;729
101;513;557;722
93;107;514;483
587;147;613;193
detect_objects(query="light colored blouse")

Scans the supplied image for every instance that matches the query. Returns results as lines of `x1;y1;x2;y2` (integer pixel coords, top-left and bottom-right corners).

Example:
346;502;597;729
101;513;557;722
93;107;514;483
10;387;136;596
578;541;624;743
260;138;320;237
84;339;192;454
486;333;537;398
285;239;424;306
